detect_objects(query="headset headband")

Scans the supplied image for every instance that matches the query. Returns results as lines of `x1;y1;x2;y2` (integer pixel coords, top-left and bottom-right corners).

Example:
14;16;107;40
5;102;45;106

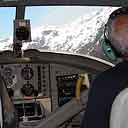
109;7;128;21
104;7;128;58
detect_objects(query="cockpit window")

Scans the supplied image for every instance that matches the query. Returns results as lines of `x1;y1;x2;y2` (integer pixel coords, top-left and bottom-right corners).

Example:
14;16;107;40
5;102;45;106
0;7;15;50
25;6;118;60
0;6;118;61
0;8;15;38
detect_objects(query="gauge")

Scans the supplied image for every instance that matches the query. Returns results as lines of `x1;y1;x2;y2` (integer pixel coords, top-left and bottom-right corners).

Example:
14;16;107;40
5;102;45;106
6;78;13;87
3;67;13;78
21;83;34;96
21;67;34;80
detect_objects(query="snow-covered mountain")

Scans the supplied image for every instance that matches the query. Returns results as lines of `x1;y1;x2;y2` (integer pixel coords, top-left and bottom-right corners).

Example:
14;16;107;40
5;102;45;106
0;7;117;60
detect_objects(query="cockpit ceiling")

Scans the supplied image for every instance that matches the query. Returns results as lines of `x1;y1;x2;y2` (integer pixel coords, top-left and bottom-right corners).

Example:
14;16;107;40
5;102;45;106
0;0;126;7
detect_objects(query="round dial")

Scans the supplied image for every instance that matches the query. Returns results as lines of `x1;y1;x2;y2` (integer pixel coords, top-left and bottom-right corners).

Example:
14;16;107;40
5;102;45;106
3;67;13;78
21;83;34;96
21;67;34;80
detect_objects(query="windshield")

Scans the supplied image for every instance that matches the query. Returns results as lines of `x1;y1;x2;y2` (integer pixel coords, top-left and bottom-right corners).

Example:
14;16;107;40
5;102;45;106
0;6;118;61
0;7;15;50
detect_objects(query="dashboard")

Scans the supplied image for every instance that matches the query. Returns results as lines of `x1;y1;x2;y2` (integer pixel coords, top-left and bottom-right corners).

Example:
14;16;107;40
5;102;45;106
1;63;89;125
0;50;113;128
0;64;49;98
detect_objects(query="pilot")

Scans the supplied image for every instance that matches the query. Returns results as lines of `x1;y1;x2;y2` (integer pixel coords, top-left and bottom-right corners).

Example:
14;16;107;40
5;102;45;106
81;7;128;128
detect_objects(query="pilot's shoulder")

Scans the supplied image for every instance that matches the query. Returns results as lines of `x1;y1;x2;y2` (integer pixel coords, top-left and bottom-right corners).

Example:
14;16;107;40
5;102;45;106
92;70;112;85
93;61;128;84
92;63;123;85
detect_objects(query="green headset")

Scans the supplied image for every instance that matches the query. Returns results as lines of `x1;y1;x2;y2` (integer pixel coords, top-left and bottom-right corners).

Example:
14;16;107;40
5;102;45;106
102;7;128;61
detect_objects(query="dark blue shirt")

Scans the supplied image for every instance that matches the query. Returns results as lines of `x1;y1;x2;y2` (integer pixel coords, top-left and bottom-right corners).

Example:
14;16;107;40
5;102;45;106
81;61;128;128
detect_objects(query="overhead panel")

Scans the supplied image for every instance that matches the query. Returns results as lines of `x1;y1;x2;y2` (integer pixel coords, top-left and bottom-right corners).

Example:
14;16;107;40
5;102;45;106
0;0;126;7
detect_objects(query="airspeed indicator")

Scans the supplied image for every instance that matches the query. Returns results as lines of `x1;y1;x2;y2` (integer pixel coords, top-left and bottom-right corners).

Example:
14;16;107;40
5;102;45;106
21;67;33;80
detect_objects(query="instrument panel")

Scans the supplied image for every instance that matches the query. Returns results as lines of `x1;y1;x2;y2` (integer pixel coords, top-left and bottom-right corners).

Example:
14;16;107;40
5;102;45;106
0;62;98;127
0;64;50;98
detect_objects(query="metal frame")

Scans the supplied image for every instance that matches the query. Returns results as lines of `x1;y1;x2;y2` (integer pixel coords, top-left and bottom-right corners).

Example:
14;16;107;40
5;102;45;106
0;0;126;7
15;6;25;19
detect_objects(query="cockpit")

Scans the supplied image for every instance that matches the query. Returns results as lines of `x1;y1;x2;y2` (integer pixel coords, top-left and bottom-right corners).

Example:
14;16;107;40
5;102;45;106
0;1;123;128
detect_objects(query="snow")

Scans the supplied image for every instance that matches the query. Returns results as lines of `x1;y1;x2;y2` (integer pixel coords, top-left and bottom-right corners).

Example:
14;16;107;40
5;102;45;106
0;7;117;59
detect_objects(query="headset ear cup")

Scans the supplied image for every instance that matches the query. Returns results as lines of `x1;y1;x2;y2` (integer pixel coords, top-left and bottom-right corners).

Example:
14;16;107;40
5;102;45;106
100;39;117;61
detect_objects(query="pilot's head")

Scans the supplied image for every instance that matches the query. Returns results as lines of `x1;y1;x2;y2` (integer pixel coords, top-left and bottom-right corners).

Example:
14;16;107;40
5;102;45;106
105;7;128;59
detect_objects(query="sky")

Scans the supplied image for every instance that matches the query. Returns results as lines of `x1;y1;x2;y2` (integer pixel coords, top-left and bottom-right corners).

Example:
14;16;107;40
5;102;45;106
0;6;107;39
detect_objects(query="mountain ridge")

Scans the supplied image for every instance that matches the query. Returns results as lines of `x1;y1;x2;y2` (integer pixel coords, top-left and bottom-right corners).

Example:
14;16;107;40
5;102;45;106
0;7;116;61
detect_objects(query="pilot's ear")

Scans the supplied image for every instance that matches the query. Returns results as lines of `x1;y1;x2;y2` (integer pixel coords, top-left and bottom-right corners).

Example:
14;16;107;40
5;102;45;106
100;38;117;61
